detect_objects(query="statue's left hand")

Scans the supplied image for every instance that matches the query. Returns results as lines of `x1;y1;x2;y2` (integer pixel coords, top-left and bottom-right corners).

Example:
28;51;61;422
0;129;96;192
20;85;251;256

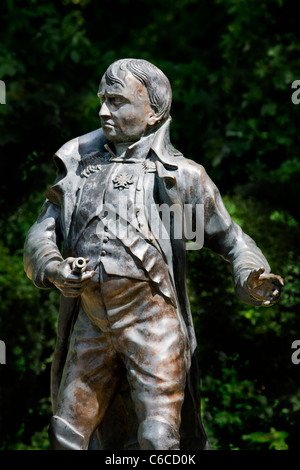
246;267;284;306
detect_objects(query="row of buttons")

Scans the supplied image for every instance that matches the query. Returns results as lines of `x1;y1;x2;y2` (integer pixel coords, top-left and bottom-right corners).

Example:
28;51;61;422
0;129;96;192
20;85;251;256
101;234;109;256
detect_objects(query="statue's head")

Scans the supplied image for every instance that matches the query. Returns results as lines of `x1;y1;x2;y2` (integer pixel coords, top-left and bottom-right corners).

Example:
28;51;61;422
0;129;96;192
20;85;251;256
97;58;172;143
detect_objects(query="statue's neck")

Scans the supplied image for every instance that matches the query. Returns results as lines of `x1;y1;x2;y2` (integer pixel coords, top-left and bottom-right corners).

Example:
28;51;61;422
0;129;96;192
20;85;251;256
114;142;134;157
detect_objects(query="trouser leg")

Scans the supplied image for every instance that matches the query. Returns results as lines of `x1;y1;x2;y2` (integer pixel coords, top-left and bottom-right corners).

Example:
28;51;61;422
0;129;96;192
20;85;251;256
138;420;180;450
49;308;121;450
49;416;85;450
98;274;188;450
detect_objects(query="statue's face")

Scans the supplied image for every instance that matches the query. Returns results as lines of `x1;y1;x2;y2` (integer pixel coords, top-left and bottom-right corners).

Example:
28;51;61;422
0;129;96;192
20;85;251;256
98;69;155;143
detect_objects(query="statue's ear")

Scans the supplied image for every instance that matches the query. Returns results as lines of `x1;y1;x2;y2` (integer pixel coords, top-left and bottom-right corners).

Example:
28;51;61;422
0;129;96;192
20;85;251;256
147;110;164;127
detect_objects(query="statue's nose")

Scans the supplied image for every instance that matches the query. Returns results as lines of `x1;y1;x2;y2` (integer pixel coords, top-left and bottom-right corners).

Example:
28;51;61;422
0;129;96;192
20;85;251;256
99;101;110;118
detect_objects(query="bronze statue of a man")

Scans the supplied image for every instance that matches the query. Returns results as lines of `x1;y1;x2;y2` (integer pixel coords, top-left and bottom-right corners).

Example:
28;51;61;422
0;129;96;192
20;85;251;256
24;58;283;450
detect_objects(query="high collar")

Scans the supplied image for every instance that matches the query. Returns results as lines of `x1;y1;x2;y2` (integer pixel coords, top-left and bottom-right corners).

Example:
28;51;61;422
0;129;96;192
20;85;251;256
104;131;157;163
150;118;181;169
103;118;181;168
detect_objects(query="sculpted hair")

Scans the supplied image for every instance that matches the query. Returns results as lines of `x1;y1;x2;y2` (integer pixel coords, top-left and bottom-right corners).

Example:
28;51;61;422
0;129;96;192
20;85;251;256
104;58;172;123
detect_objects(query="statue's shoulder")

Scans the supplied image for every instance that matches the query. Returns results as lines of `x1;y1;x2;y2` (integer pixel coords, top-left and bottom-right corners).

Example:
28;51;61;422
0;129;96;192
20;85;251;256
174;153;207;179
46;128;107;204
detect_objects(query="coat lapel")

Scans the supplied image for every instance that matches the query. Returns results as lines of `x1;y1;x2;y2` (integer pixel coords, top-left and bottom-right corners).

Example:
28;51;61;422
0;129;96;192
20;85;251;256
45;164;81;243
45;129;107;244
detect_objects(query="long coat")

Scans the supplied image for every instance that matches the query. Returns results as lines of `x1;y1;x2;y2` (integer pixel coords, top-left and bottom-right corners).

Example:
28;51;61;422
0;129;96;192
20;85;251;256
24;119;270;450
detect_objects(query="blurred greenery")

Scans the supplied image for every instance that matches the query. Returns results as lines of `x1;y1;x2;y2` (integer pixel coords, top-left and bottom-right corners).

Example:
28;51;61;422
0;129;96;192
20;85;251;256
0;0;299;450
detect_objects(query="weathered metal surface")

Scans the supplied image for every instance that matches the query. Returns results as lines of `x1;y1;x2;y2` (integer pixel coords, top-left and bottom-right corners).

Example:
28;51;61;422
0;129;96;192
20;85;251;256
24;58;283;451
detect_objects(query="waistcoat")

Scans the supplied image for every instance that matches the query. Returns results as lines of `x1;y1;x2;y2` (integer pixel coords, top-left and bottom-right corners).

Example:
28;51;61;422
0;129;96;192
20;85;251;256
72;144;176;304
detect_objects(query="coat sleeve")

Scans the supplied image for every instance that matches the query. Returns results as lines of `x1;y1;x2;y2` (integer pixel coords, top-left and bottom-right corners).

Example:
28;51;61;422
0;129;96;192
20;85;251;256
196;166;270;306
23;200;64;289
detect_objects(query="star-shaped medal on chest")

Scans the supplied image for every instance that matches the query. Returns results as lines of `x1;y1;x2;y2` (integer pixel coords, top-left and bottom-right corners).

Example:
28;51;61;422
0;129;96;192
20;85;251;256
113;173;134;190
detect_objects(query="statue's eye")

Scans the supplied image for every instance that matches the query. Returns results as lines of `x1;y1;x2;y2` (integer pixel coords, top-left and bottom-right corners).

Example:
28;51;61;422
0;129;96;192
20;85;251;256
111;97;125;107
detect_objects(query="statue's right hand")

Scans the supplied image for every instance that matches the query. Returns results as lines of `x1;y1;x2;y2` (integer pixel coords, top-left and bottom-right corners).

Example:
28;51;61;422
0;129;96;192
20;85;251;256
45;257;95;297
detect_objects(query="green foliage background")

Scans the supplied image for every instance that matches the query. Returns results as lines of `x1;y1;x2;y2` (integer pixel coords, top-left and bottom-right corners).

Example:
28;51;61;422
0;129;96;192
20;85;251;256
0;0;299;450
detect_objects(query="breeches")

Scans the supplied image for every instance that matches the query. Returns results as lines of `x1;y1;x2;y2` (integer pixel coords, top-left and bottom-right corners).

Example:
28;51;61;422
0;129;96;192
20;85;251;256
53;268;188;449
